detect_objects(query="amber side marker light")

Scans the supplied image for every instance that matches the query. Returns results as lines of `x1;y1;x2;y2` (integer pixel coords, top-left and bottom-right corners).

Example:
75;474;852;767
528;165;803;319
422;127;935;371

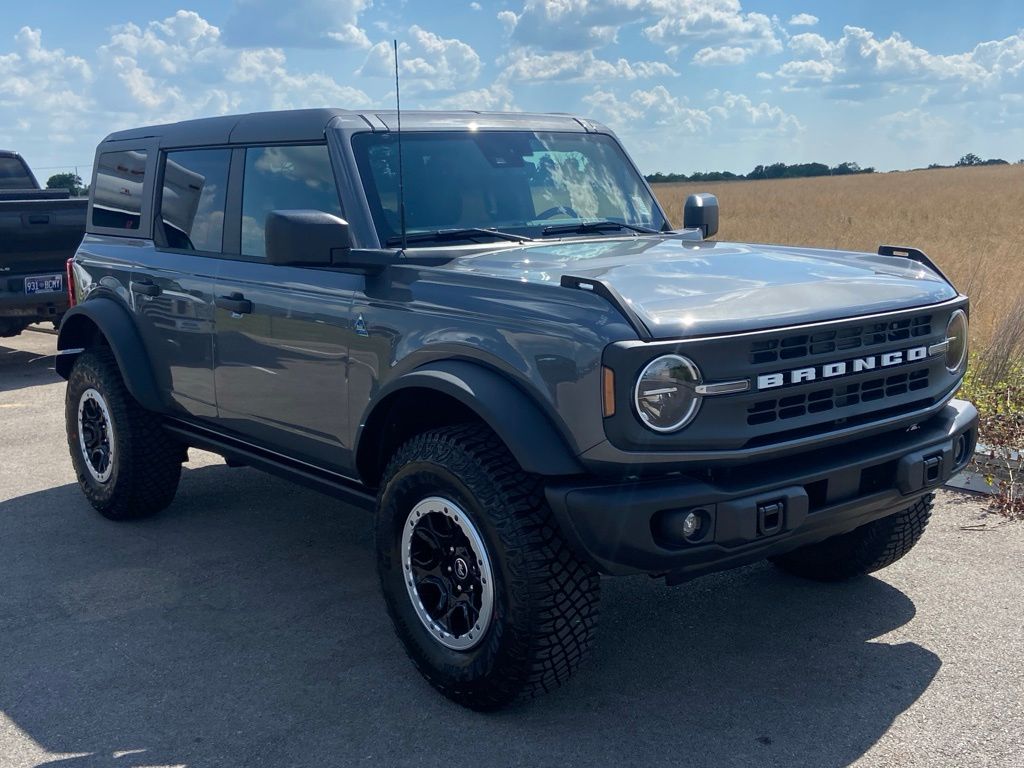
602;366;616;417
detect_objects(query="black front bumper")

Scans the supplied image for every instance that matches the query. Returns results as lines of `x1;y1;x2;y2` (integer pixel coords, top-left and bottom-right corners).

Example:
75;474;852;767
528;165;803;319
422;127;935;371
546;399;977;582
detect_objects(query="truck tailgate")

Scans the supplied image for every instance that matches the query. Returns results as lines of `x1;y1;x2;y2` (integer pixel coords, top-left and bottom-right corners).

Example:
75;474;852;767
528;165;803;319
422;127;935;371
0;197;88;274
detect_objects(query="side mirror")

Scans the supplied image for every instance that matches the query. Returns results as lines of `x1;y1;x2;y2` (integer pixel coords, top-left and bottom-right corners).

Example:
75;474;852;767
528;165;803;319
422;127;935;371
265;210;352;266
683;193;719;239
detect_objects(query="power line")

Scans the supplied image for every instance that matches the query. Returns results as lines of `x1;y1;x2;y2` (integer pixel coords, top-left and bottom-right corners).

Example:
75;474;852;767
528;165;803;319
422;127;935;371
31;163;94;171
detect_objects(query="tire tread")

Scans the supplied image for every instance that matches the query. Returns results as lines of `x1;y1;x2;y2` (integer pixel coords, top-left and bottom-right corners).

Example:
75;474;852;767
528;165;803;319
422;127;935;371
66;348;181;520
378;424;600;709
771;494;934;581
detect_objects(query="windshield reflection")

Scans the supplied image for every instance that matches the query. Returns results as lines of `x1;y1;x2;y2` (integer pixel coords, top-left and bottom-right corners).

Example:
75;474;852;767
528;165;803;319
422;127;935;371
351;130;666;245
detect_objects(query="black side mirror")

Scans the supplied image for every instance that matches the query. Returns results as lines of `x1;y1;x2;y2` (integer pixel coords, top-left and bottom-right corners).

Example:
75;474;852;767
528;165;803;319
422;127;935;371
265;210;352;266
683;193;719;239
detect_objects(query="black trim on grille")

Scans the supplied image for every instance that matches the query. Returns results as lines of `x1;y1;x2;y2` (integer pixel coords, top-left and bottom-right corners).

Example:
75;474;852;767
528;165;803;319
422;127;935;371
749;315;932;365
743;396;936;448
748;369;930;425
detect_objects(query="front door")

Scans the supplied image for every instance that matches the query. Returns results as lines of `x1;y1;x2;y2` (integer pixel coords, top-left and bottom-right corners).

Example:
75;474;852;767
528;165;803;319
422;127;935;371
213;144;359;472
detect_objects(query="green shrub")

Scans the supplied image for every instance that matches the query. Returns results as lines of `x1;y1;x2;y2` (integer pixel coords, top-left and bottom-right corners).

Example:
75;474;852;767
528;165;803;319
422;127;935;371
960;356;1024;519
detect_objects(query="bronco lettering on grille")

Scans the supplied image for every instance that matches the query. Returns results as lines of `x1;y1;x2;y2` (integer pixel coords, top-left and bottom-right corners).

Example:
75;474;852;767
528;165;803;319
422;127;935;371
756;346;928;391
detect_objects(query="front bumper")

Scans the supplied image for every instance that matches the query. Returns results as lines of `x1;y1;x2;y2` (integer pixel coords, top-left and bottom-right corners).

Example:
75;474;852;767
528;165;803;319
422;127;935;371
545;399;977;582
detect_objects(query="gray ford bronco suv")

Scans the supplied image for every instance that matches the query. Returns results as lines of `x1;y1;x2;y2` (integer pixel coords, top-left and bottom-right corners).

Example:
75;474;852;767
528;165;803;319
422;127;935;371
58;109;977;709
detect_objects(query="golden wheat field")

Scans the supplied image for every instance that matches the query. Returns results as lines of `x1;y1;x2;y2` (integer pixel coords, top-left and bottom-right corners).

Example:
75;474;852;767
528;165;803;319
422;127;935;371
652;164;1024;347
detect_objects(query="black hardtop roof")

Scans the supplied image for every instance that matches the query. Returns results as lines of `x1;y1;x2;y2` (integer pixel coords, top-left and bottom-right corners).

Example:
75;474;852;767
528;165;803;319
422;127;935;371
98;109;603;150
0;150;22;158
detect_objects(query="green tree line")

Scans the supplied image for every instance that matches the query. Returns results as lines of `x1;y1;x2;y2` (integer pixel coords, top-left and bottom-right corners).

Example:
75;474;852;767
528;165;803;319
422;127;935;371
646;154;1017;183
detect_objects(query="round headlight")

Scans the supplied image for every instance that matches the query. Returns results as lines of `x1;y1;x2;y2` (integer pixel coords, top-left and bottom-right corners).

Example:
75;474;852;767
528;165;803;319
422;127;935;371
634;355;701;432
945;309;968;373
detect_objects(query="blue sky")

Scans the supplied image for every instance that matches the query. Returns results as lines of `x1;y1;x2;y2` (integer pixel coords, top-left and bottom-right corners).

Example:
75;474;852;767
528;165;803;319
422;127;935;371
2;1;1022;179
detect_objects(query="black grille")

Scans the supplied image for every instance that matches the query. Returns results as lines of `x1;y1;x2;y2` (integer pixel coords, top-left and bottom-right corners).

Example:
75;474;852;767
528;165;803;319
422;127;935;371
747;369;930;425
749;315;932;365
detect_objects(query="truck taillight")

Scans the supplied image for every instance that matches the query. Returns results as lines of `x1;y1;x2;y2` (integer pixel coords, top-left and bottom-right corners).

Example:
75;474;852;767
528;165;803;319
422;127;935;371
65;257;76;308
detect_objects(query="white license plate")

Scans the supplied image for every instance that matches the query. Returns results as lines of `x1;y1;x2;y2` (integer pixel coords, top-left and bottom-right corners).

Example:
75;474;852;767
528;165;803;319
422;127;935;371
24;274;63;295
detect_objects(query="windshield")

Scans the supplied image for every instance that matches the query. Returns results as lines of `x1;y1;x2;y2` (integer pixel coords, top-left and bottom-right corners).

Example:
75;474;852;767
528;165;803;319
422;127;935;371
351;130;666;245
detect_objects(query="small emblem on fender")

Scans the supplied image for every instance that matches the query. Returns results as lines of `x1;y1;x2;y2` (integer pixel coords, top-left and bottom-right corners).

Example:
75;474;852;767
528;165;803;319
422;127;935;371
355;314;369;337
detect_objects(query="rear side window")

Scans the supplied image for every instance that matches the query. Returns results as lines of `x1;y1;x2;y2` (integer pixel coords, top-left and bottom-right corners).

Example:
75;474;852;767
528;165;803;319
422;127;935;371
0;156;35;189
92;150;147;230
159;149;231;253
241;145;341;258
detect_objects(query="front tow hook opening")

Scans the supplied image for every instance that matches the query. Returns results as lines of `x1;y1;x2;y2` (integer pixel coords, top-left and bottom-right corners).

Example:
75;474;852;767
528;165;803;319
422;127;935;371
757;500;784;536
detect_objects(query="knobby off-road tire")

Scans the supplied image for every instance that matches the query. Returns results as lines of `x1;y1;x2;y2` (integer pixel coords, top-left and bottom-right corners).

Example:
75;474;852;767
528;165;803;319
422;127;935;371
65;348;182;520
376;424;600;710
770;494;934;581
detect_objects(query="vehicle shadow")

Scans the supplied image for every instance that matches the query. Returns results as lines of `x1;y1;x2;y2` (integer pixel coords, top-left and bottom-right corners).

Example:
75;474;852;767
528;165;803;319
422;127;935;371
0;337;60;394
0;465;939;768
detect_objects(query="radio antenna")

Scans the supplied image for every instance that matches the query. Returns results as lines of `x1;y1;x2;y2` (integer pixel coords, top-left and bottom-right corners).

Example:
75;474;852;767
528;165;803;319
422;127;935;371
393;39;408;251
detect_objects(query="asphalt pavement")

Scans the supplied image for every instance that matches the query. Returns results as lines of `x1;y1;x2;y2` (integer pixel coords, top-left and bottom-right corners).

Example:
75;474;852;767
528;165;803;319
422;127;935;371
1;329;1021;768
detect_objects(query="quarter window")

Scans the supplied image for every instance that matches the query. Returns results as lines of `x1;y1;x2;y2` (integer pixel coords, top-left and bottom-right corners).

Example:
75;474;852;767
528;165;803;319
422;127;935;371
159;149;231;253
241;145;341;258
92;150;147;230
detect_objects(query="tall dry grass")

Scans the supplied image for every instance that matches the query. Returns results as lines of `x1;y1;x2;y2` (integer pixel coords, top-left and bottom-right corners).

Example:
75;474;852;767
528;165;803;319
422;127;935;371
652;164;1024;348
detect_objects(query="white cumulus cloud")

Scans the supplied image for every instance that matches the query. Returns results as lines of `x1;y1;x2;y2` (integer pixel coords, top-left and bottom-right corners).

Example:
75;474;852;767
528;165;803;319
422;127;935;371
787;13;819;27
500;48;677;82
0;10;374;160
642;1;783;57
584;84;800;136
692;45;750;66
777;25;1024;101
222;0;371;49
359;26;482;92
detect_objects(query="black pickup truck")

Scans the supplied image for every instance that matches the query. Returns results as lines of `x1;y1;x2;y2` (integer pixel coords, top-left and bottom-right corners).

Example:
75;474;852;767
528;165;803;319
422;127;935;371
0;151;87;336
57;109;976;709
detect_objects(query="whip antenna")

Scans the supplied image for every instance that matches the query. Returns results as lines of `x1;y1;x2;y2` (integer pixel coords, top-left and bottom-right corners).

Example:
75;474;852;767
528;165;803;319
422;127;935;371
393;39;408;251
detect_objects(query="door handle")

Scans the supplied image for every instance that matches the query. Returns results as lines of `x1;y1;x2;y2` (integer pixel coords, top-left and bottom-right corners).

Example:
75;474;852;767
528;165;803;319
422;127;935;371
132;279;161;297
216;292;253;315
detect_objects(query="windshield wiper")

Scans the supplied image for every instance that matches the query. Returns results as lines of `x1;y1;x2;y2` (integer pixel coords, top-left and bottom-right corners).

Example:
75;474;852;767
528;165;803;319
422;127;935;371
386;228;529;247
540;220;660;237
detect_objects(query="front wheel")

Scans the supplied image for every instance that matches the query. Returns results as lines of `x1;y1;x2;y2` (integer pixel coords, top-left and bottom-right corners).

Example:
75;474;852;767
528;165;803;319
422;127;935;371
65;348;183;520
376;424;600;710
770;494;934;581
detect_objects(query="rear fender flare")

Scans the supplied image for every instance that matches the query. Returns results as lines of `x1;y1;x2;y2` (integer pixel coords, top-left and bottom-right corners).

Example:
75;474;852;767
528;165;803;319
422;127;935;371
56;298;163;412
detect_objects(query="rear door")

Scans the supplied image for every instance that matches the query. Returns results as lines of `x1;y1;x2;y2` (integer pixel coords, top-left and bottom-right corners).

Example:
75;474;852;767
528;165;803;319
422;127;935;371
213;144;359;472
129;148;228;418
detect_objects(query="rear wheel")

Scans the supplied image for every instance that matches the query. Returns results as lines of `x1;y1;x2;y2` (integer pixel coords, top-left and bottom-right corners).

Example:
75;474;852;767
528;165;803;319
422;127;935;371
770;494;934;581
65;348;182;520
376;424;600;710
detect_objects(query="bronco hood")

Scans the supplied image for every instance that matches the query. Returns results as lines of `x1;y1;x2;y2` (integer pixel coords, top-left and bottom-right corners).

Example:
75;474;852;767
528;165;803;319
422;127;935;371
444;237;958;339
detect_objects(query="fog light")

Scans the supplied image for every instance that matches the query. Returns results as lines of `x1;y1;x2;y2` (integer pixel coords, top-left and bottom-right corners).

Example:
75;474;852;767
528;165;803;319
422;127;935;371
681;511;700;538
953;434;968;466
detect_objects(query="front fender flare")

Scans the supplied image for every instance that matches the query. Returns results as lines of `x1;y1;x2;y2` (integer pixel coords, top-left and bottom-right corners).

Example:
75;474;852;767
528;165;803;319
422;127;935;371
56;298;164;412
357;360;586;478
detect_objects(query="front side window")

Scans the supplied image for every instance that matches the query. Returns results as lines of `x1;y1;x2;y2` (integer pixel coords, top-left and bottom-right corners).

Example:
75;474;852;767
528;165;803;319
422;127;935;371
241;144;341;258
159;149;231;253
352;130;666;245
92;150;147;230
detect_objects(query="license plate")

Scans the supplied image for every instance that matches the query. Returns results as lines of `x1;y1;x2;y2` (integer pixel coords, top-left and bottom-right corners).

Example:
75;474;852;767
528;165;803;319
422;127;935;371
24;274;63;295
